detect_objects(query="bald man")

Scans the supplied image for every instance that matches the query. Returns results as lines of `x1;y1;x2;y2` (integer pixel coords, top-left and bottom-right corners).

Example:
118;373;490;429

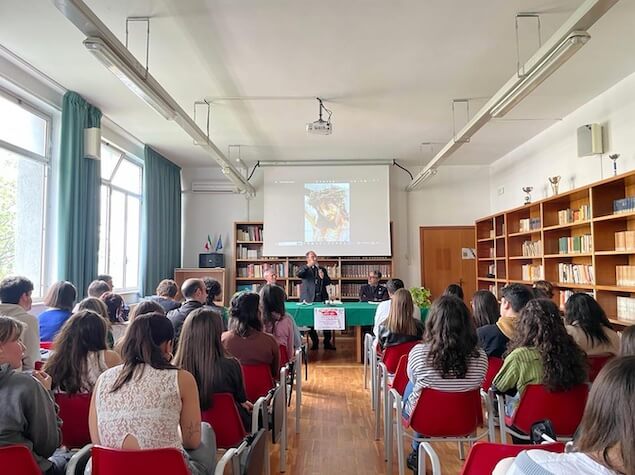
166;278;207;346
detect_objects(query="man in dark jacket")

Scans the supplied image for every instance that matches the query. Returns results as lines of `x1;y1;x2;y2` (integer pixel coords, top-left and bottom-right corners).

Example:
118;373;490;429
359;270;389;302
146;279;181;313
167;278;207;346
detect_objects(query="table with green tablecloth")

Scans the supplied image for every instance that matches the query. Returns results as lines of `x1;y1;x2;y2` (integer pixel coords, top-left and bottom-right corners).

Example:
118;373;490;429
285;301;428;362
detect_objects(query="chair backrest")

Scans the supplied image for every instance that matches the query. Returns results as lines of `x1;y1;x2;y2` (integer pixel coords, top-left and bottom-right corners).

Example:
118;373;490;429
55;392;92;449
40;341;54;350
390;354;409;395
481;357;503;391
382;341;419;373
407;388;482;437
243;429;268;475
511;384;589;437
459;441;564;475
0;445;41;475
91;446;190;475
241;364;275;402
201;393;248;449
279;345;290;368
587;353;614;382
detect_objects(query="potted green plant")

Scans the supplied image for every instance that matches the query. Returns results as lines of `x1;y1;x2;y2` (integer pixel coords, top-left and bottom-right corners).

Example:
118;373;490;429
409;287;432;309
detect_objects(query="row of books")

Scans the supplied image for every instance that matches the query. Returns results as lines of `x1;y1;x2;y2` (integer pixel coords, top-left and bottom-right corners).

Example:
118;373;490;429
616;296;635;323
289;264;341;278
616;266;635;287
558;263;594;284
487;264;495;278
340;264;391;278
236;225;263;241
522;240;542;257
614;231;635;251
290;283;340;298
341;283;364;298
236;245;261;259
558;234;592;254
236;283;260;293
557;205;590;225
558;290;593;310
519;217;541;232
613;197;635;214
237;263;287;278
521;264;543;281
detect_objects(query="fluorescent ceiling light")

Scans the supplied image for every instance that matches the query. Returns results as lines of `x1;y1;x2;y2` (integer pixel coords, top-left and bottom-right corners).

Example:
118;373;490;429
406;168;438;191
258;159;393;167
491;31;590;118
83;37;177;120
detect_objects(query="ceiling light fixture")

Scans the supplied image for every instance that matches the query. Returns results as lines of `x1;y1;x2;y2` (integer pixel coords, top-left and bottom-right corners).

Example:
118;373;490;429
83;37;177;120
306;97;332;135
408;168;438;190
490;30;590;118
258;159;392;167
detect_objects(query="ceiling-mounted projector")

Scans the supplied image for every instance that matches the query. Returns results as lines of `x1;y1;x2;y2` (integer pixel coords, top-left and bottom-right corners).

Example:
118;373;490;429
306;97;332;135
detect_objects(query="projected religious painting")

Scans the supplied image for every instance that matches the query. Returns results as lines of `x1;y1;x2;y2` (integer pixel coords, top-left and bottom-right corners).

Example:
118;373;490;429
304;183;350;242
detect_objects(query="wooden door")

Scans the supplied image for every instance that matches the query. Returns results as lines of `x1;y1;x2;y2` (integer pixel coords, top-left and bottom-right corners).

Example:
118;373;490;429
420;226;476;301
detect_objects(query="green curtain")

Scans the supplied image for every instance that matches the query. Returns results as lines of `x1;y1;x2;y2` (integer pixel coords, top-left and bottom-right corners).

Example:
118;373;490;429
57;91;102;299
140;145;182;296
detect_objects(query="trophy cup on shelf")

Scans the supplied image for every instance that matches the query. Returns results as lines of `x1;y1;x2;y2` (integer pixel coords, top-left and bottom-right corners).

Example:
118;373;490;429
609;154;620;176
548;176;561;196
522;186;533;205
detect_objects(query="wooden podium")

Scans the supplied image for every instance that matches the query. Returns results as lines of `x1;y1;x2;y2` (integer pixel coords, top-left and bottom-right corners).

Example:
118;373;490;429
174;268;226;306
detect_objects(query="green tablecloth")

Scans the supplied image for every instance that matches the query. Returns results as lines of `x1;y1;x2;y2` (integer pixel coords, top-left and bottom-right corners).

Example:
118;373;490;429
284;301;428;327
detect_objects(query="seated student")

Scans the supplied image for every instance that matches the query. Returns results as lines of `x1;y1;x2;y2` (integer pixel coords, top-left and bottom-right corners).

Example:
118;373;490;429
402;296;488;470
146;279;181;313
359;271;389;302
260;284;296;357
494;356;635;475
492;299;587;415
174;308;253;430
477;283;533;358
38;281;77;342
0;316;64;475
564;293;620;356
221;292;279;378
100;292;128;342
443;283;464;301
97;274;113;291
167;279;207;347
373;279;419;336
112;300;166;355
471;290;500;328
44;310;121;394
87;280;110;298
532;280;554;299
0;275;40;370
90;313;216;475
203;277;228;329
621;325;635;356
377;288;424;349
75;297;115;348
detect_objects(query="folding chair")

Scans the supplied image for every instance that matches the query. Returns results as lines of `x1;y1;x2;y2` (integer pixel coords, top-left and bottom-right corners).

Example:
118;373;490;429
214;429;268;475
382;354;409;468
241;364;275;402
55;393;92;449
91;445;190;475
496;384;589;443
394;388;492;475
481;357;503;393
587;353;614;382
459;441;564;475
363;332;375;390
0;445;40;475
202;393;252;449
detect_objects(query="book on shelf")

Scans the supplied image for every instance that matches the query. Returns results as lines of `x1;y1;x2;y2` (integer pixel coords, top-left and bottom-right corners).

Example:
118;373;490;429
290;282;340;299
616;266;635;287
341;283;363;298
487;264;495;278
614;231;635;251
518;218;541;232
616;296;635;323
557;205;590;225
236;245;262;259
489;284;496;297
237;262;286;279
521;264;543;281
558;263;594;284
558;289;593;310
522;240;542;257
236;225;263;241
558;234;592;254
340;263;391;278
613;197;635;214
290;264;341;278
236;283;260;293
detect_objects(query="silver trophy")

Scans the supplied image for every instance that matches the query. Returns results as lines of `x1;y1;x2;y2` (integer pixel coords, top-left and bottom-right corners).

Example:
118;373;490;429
609;154;620;176
548;176;561;196
522;186;533;205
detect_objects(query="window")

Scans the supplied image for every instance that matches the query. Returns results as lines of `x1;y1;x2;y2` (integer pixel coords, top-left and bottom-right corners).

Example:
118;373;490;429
0;91;50;298
98;143;142;291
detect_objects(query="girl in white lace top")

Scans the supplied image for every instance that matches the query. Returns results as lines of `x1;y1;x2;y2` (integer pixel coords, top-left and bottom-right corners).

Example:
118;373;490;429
44;310;121;394
89;313;216;474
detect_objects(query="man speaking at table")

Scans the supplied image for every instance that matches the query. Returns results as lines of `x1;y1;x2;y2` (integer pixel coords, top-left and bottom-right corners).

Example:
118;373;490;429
296;250;336;350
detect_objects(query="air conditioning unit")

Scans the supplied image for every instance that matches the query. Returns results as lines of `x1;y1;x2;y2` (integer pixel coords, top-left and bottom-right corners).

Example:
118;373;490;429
191;181;239;194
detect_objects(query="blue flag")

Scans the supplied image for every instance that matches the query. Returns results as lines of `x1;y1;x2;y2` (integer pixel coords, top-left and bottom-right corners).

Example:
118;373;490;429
215;235;223;252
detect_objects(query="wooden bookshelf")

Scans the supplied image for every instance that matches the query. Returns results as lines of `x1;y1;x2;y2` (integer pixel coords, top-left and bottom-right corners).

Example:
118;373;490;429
476;170;635;328
233;222;393;300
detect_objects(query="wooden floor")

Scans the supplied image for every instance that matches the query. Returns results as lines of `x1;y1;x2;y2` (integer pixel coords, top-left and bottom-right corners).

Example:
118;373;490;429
268;336;468;475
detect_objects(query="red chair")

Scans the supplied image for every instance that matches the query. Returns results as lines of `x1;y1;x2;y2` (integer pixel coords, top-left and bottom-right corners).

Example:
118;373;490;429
241;364;275;403
91;446;190;475
201;393;249;449
496;384;589;442
482;357;503;391
0;445;40;475
55;393;92;449
587;353;614;382
395;389;490;475
383;354;409;467
382;341;419;373
459;441;564;475
40;341;54;350
279;345;290;368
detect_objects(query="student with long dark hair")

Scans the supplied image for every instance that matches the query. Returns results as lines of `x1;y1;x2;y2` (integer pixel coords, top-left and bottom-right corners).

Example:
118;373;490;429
443;283;464;301
90;313;215;474
222;292;279;378
377;288;424;349
38;281;77;341
174;308;253;429
493;299;587;415
565;293;620;355
471;290;500;328
620;325;635;356
44;310;120;394
260;284;296;357
203;277;228;329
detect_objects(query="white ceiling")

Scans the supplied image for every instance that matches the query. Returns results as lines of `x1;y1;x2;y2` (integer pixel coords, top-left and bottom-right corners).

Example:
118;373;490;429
0;0;634;169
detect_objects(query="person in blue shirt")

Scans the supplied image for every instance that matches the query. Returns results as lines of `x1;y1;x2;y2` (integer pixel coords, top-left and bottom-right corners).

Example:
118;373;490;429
38;281;77;342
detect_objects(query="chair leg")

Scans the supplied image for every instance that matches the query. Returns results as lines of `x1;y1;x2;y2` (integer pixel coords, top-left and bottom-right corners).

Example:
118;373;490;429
386;391;393;471
396;417;405;475
383;373;390;456
417;442;426;475
458;440;465;460
420;443;441;475
363;337;369;389
496;394;507;444
375;366;384;440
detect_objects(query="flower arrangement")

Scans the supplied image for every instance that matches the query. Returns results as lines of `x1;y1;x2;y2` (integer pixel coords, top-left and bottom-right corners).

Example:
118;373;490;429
409;287;432;309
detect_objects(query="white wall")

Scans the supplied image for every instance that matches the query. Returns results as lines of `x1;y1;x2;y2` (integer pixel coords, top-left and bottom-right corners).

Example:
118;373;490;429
490;71;635;211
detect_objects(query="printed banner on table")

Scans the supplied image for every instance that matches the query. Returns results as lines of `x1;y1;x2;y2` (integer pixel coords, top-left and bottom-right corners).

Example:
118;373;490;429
314;307;345;330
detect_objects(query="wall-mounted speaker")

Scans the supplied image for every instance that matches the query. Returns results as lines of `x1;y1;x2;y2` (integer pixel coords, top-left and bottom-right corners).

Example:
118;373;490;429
84;127;101;160
577;124;604;157
199;253;224;268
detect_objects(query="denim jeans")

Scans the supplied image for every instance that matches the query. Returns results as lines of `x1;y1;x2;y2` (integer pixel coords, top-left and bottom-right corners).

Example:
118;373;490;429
402;381;421;451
